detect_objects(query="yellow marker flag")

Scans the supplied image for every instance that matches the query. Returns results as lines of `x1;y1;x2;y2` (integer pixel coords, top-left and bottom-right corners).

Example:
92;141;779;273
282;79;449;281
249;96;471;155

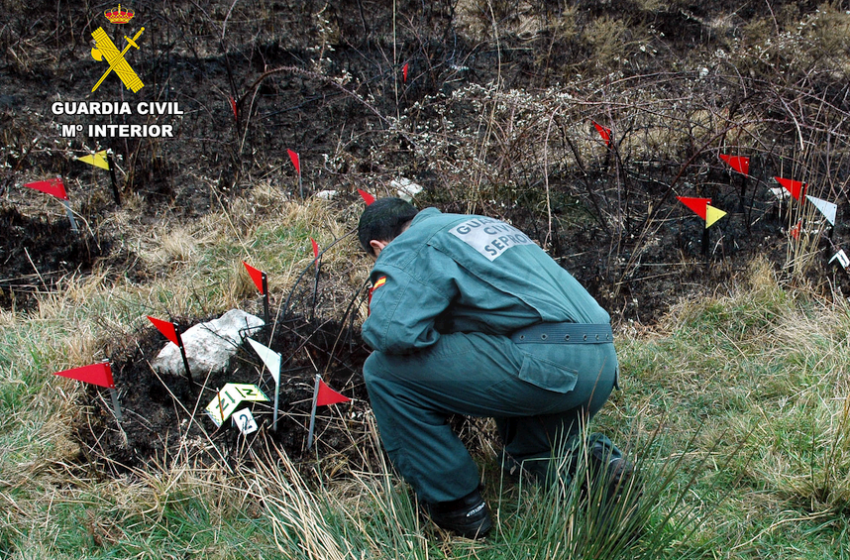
705;205;727;228
77;150;110;170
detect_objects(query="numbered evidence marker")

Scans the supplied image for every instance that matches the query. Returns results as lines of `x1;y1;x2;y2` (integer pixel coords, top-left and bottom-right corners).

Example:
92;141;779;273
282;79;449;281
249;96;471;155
205;383;269;427
231;407;259;435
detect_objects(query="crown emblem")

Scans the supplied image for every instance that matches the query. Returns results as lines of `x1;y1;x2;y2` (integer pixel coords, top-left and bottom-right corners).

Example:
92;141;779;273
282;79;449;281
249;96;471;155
104;4;135;24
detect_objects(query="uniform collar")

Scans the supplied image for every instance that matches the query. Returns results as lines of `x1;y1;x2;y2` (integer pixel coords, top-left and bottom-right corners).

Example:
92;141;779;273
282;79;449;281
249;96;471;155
410;207;441;227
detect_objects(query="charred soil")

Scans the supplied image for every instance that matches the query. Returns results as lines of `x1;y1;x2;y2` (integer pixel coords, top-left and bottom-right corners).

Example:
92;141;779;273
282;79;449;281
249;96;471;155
74;313;374;478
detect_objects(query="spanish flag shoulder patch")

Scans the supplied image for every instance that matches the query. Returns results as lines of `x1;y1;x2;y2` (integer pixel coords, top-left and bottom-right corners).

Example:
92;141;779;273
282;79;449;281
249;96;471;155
367;276;388;315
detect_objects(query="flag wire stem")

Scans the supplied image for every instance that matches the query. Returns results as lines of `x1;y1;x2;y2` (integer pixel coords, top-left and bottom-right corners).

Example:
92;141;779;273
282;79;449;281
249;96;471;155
62;200;79;233
306;374;320;449
272;229;356;337
109;387;124;423
272;377;281;432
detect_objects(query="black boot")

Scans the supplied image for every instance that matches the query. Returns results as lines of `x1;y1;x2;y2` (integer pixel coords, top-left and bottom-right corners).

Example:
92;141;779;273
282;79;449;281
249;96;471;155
420;487;492;539
587;434;637;503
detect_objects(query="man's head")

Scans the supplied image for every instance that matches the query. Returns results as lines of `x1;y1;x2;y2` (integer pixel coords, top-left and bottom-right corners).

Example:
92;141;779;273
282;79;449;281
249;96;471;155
358;197;419;257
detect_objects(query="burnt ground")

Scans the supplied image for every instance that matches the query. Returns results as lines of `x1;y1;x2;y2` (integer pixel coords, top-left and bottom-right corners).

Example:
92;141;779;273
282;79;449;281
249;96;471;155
74;312;375;479
4;1;850;478
0;206;144;310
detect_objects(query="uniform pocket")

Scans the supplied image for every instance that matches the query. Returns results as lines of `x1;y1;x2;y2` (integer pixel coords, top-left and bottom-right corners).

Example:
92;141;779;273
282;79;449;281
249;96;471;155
517;350;579;393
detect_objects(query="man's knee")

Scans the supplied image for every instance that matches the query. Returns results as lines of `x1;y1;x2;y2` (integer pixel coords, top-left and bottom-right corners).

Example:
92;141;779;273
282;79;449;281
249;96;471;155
363;351;395;391
363;352;380;388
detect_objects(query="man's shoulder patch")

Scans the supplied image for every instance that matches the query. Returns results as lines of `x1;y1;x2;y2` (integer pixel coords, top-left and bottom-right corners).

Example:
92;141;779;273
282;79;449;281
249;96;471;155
367;276;388;314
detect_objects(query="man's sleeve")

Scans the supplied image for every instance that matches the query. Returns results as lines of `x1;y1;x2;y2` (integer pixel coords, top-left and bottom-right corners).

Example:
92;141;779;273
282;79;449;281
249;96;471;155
362;260;455;354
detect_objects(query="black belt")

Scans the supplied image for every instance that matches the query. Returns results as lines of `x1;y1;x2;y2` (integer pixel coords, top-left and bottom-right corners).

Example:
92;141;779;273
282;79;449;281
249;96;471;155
510;322;613;344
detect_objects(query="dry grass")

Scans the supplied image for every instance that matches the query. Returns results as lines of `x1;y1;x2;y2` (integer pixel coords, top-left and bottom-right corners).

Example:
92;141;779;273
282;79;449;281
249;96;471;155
752;297;850;510
612;256;850;521
95;190;364;320
454;0;552;43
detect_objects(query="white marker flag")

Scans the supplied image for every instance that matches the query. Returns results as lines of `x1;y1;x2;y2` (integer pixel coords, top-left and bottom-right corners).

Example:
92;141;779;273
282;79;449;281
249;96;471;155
769;187;789;201
247;338;283;431
829;249;850;270
247;338;281;383
806;195;837;226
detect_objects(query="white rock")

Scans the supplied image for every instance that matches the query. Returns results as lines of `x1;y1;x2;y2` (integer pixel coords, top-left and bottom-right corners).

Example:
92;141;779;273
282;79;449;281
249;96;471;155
315;190;338;200
769;187;789;200
152;309;265;377
391;177;424;202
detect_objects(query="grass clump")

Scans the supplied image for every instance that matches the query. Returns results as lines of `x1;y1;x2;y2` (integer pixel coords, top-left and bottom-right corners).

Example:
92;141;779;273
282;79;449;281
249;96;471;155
750;301;850;512
243;421;739;560
610;257;850;556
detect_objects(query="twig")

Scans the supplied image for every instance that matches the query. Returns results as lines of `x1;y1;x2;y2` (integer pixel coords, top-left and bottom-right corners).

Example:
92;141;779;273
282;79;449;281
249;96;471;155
0;135;40;197
272;229;356;336
23;247;48;292
542;107;557;247
236;66;418;150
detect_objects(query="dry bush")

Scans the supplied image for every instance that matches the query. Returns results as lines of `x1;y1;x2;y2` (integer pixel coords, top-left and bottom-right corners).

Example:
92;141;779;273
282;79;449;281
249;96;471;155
736;4;850;86
391;43;850;284
454;0;561;42
584;16;632;70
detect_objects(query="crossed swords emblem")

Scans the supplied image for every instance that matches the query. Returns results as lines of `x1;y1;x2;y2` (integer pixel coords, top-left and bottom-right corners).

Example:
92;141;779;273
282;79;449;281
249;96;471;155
90;26;145;92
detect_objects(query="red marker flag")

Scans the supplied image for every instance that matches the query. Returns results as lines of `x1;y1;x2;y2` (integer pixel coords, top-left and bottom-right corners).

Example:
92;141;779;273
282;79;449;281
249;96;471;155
719;154;750;177
310;237;320;261
358;189;375;205
147;316;194;384
288;149;301;175
310;237;320;274
229;97;238;122
316;378;351;406
677;196;710;220
307;375;351;448
53;362;115;388
24;178;68;200
790;220;802;240
592;121;611;146
242;261;266;295
775;177;807;201
147;316;180;347
403;62;409;83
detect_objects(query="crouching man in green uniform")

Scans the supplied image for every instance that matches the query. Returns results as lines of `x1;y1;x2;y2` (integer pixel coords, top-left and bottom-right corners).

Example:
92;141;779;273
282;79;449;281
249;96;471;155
359;198;628;539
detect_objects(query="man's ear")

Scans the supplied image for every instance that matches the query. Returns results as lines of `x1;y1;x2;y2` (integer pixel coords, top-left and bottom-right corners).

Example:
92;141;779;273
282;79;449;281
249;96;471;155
369;239;389;257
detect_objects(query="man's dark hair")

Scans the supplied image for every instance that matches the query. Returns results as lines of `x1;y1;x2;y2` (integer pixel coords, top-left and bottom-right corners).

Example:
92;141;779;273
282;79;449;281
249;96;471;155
358;197;419;255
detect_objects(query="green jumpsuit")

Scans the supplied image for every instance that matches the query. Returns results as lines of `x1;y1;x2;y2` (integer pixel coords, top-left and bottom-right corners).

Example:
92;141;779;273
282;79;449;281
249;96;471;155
362;208;619;504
